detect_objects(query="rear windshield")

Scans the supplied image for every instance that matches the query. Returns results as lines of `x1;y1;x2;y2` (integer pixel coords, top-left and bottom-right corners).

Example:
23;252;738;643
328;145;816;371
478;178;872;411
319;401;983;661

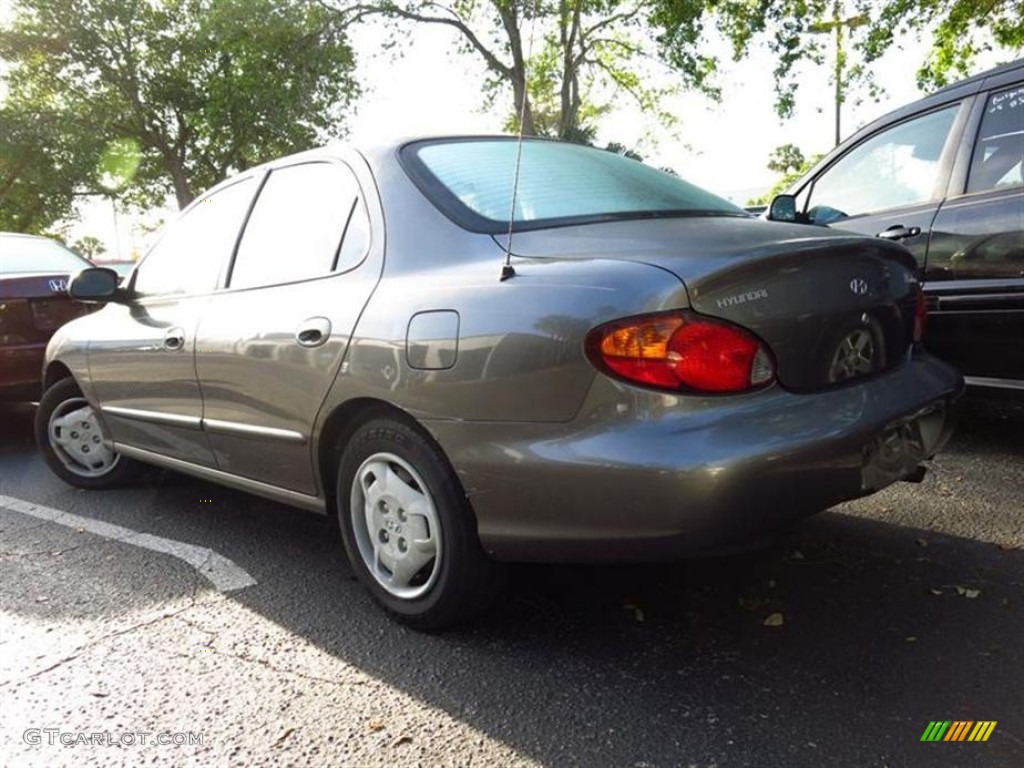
0;235;91;274
400;138;745;233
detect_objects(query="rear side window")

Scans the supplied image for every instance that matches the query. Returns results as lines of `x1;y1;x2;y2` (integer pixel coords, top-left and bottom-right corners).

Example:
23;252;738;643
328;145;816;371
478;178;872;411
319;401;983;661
967;85;1024;193
402;139;743;233
0;235;91;274
229;162;366;290
805;105;959;223
134;178;256;297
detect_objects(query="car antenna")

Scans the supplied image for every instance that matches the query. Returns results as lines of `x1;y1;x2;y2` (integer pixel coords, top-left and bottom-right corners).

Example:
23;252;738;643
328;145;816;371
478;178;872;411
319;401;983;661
501;3;538;282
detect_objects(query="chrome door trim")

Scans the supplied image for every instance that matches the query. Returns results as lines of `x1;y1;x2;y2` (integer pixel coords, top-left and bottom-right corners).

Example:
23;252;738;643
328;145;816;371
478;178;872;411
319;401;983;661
102;405;203;429
202;418;307;444
114;443;326;513
964;375;1024;391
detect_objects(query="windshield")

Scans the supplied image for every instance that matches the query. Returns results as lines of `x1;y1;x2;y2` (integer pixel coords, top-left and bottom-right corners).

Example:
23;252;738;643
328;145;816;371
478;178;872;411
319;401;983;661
401;138;745;233
0;235;92;274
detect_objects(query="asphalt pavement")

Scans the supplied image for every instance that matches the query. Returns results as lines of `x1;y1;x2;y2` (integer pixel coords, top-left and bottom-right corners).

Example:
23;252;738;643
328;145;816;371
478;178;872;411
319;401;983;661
1;398;1021;767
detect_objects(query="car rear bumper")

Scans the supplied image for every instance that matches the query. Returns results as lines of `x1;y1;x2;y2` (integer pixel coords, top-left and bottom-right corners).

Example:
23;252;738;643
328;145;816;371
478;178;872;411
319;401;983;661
425;350;964;562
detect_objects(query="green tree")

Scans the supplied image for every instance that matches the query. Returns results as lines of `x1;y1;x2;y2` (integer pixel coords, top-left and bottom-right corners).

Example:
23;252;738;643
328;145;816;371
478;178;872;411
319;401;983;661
71;235;107;260
657;0;1022;126
327;1;717;140
747;143;823;205
864;0;1024;88
0;0;358;231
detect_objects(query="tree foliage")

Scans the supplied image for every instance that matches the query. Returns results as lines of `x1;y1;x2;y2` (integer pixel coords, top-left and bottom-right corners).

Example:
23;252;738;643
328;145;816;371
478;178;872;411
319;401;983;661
657;0;1023;123
71;235;107;260
327;1;714;140
747;143;823;205
864;0;1024;88
0;0;358;233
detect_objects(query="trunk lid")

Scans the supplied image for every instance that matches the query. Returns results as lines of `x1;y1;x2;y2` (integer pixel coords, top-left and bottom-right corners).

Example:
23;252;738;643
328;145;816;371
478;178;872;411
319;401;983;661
500;217;920;392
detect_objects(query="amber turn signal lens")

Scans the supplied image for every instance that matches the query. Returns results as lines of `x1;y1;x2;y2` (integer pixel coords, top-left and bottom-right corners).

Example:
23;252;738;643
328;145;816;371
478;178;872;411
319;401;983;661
587;311;776;393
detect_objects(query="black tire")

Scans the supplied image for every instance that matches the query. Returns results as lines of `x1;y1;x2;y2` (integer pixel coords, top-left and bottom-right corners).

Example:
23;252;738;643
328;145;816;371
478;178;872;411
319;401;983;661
337;417;502;630
34;378;140;489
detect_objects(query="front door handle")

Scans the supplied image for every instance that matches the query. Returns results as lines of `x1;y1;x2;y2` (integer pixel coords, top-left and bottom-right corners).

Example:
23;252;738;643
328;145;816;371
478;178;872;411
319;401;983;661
877;224;922;241
163;327;186;351
296;317;331;347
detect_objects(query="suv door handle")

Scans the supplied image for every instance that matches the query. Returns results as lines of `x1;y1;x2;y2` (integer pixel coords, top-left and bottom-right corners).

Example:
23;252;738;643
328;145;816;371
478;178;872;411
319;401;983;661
296;317;331;347
163;327;186;351
877;225;922;241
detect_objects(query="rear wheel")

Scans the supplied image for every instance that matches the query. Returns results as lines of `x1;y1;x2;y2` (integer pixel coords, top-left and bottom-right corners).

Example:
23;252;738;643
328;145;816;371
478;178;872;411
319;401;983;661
34;378;140;488
337;417;502;630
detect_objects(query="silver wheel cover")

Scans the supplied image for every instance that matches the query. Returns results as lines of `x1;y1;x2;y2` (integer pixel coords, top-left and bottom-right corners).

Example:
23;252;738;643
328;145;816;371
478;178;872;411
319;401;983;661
47;397;120;478
350;451;443;600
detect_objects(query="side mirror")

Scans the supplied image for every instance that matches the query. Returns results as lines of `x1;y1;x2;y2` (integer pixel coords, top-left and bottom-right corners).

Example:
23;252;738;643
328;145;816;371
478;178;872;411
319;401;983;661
69;267;122;302
767;194;798;223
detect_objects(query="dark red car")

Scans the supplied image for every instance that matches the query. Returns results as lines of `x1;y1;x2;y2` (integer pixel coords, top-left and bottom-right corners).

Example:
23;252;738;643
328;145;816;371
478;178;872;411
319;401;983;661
1;232;97;401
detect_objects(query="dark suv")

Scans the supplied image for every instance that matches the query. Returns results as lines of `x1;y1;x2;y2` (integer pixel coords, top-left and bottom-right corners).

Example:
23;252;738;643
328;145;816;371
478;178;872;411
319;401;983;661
768;59;1023;398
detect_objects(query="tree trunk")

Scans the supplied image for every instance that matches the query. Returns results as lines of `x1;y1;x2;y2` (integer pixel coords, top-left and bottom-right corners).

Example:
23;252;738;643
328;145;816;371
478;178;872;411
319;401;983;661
167;159;194;208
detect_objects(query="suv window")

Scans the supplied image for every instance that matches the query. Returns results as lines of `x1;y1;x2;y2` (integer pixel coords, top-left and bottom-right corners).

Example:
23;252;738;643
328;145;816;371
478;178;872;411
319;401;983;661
133;178;256;297
229;162;364;290
967;85;1024;193
805;105;960;223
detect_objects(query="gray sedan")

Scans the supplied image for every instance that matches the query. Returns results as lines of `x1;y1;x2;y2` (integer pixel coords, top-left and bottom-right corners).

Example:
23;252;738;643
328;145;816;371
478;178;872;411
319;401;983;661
36;137;963;628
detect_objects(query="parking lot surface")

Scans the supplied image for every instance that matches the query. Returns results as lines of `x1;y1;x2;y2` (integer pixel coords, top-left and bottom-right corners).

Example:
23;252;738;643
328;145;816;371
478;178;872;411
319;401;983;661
1;399;1022;767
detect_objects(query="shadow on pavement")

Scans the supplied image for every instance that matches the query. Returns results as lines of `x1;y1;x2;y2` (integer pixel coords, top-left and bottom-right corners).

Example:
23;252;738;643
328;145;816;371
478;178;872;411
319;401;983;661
1;397;1021;766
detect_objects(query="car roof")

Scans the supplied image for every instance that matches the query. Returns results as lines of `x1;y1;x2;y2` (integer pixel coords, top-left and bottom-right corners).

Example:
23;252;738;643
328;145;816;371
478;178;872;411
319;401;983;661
927;58;1024;99
856;58;1023;134
782;57;1023;195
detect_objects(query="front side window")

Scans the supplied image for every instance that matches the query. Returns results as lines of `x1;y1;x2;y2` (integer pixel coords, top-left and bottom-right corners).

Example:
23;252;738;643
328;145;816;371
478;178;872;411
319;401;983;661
967;85;1024;193
805;105;960;223
133;178;256;297
229;162;364;290
401;139;744;233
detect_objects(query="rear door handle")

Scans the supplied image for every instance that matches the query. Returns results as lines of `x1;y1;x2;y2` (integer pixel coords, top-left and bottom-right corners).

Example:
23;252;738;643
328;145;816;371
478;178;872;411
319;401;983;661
296;317;331;347
163;327;186;351
877;225;922;241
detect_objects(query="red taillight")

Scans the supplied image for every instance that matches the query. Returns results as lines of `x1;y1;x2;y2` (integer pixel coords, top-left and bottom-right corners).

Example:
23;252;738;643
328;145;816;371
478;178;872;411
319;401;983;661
913;287;928;343
586;312;776;393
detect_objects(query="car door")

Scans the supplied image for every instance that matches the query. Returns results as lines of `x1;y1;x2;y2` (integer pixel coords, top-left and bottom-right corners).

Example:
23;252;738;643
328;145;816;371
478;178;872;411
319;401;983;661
795;101;970;267
194;157;383;495
924;77;1024;390
86;176;258;465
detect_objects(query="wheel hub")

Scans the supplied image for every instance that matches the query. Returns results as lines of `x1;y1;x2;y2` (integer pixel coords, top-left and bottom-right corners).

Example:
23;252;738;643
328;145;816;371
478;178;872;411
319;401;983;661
48;399;119;478
352;453;442;600
828;329;876;383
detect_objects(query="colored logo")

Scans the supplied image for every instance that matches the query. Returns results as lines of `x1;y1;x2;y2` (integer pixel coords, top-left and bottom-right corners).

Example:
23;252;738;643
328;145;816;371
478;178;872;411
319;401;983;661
921;721;997;742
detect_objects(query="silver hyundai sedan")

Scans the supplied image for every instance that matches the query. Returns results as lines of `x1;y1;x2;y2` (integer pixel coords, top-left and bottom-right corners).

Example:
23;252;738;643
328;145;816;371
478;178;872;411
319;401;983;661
36;136;963;628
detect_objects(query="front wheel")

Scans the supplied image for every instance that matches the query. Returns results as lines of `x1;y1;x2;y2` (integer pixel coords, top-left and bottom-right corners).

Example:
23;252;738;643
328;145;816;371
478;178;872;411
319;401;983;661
337;417;502;630
34;377;140;489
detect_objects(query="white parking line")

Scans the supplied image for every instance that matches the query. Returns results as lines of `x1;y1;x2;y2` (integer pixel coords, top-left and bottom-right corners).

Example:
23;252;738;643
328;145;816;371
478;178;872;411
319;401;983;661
0;494;257;593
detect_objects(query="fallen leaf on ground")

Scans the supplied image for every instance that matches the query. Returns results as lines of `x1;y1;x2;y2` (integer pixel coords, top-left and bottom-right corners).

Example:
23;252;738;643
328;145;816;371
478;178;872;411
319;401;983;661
273;728;295;746
763;612;785;627
623;603;645;622
905;636;918;643
392;735;413;748
929;589;943;596
964;589;981;599
368;721;386;732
